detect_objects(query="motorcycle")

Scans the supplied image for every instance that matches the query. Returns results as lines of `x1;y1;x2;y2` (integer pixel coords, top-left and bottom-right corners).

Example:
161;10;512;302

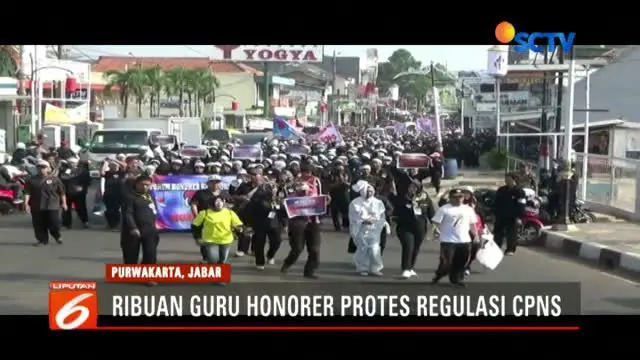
518;188;545;245
571;199;596;223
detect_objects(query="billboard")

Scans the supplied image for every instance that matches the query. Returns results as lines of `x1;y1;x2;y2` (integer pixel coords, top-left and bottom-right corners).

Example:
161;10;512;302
212;45;323;63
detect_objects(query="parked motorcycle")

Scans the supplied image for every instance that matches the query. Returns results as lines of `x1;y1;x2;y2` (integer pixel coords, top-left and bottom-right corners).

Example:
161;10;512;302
572;199;596;223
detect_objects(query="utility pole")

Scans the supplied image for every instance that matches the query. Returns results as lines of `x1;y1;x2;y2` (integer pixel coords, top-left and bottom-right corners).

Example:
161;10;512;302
554;49;565;159
53;45;65;101
331;50;337;93
459;81;465;135
540;47;550;170
330;50;337;126
430;62;443;146
17;45;25;116
263;62;270;120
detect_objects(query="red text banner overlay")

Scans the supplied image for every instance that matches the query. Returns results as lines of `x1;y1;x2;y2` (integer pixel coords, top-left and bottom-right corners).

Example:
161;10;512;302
105;264;231;283
49;281;98;330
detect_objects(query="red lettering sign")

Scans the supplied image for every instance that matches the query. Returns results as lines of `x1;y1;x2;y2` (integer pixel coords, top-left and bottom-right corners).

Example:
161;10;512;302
215;45;320;62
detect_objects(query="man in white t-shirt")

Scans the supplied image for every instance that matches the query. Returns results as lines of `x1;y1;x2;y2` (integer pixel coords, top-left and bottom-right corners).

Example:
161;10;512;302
431;188;478;287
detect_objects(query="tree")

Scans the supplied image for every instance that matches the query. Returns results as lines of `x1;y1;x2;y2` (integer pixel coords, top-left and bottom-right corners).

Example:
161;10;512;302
0;46;18;77
103;66;220;118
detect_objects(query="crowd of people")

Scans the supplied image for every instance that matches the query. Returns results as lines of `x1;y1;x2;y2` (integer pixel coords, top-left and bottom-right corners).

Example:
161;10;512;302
7;128;531;287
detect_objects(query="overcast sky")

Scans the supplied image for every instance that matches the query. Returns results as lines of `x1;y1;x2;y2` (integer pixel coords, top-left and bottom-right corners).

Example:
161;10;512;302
73;45;491;71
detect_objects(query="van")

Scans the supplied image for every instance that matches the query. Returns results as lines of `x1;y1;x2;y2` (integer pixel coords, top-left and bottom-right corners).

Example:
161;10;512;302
80;128;161;178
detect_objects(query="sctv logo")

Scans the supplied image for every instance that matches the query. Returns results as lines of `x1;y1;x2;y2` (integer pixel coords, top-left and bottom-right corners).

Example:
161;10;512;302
495;21;575;53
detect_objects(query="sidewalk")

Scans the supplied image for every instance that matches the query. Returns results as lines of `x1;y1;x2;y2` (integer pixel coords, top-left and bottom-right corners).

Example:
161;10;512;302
539;223;640;276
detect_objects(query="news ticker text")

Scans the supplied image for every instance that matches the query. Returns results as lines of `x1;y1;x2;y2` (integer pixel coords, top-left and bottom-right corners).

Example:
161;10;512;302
49;281;580;329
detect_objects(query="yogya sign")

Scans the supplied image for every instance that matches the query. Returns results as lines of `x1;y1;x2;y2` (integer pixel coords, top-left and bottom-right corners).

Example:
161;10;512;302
213;45;323;63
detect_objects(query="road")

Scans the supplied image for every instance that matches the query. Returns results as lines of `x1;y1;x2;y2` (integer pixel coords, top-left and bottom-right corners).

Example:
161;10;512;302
1;209;639;315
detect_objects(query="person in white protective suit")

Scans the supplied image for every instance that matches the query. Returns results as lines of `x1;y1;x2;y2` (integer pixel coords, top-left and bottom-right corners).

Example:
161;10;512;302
349;180;389;276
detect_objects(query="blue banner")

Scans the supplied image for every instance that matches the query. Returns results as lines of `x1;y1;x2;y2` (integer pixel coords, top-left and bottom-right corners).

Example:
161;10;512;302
151;174;235;230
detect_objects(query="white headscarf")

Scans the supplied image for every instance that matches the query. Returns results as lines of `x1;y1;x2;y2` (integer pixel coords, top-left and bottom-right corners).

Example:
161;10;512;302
352;180;373;198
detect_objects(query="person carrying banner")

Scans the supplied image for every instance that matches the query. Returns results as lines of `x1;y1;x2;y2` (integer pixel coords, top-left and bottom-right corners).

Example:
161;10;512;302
121;175;160;286
281;162;323;279
349;180;387;276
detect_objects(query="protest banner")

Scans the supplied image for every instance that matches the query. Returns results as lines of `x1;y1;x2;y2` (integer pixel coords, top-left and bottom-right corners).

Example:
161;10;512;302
150;174;235;230
286;144;310;156
283;195;328;218
232;145;263;160
180;145;208;158
397;153;431;169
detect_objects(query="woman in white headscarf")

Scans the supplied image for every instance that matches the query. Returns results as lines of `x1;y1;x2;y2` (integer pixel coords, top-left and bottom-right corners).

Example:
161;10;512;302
349;180;388;276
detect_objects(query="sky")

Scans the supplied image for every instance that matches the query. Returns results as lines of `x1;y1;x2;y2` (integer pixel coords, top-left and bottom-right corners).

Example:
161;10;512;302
72;45;491;71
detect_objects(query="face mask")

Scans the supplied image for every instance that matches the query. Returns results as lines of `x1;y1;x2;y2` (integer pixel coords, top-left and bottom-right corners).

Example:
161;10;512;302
213;198;224;210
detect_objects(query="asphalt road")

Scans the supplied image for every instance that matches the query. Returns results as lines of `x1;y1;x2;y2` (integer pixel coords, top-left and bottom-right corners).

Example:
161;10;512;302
1;206;640;315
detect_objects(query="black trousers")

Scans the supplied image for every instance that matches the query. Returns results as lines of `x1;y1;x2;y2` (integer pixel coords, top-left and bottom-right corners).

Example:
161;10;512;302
62;192;89;227
348;228;387;255
330;196;349;230
435;242;471;283
121;231;159;264
237;232;253;254
282;219;321;275
103;193;121;229
252;226;283;266
397;225;425;271
494;218;518;252
431;174;442;193
466;242;481;269
31;210;62;244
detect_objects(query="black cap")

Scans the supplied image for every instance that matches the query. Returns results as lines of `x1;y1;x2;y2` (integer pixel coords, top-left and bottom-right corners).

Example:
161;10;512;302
448;188;465;197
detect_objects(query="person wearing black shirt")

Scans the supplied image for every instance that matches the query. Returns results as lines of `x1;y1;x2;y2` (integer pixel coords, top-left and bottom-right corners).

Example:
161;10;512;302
60;157;91;229
247;181;283;269
24;160;67;246
328;164;351;231
231;171;260;257
493;173;526;255
391;182;436;279
121;175;159;285
190;175;225;262
102;160;127;230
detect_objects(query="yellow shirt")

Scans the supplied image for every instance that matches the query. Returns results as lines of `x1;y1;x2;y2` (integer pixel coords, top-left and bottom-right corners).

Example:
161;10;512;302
192;209;243;245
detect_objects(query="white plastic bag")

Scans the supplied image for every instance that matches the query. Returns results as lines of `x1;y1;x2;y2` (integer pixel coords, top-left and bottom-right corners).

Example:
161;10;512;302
475;235;503;270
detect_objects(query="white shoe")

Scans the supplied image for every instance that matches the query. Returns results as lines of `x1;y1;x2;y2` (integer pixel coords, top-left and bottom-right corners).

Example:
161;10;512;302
256;266;265;270
409;270;418;277
505;251;515;256
267;258;275;265
235;251;245;257
464;269;471;276
401;270;412;279
359;271;369;276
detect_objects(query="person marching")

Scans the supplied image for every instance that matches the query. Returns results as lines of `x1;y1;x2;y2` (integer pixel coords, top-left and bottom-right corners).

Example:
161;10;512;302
190;175;225;263
391;181;436;279
493;173;526;255
281;162;323;279
327;162;351;231
24;159;67;246
431;188;479;287
102;157;127;230
349;180;387;276
191;190;243;271
60;157;91;229
121;175;160;286
247;178;283;270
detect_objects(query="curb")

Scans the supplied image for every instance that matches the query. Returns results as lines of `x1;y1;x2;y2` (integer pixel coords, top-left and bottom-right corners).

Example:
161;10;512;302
537;230;640;274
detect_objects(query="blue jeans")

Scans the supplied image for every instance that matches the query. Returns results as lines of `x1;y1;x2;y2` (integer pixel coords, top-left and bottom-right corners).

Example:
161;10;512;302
201;243;231;264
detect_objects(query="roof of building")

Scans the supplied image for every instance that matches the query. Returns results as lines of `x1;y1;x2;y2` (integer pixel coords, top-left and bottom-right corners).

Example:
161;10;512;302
241;55;360;82
92;56;261;74
568;46;640;125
